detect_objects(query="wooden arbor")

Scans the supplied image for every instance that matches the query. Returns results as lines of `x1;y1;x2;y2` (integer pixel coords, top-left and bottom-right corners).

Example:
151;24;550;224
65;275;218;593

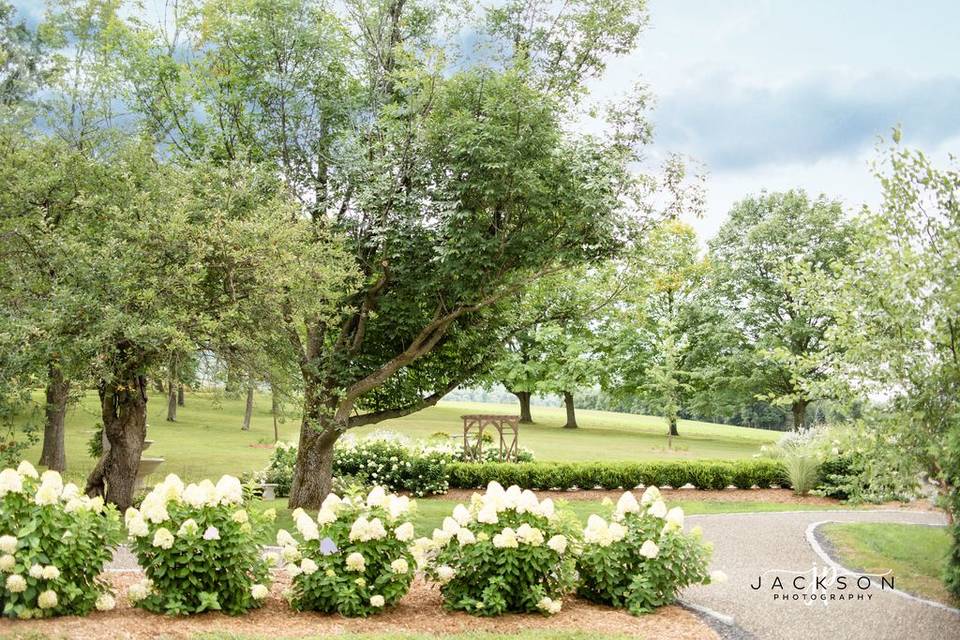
462;414;520;462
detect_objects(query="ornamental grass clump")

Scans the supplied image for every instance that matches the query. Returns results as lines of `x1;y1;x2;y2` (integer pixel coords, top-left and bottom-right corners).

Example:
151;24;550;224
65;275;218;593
125;473;272;615
278;486;416;617
576;487;721;615
416;481;579;616
0;461;122;619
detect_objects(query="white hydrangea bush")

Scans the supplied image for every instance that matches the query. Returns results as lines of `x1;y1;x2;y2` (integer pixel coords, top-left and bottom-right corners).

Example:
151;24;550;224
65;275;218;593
125;473;272;615
278;486;416;617
416;482;579;616
0;462;122;619
576;487;718;614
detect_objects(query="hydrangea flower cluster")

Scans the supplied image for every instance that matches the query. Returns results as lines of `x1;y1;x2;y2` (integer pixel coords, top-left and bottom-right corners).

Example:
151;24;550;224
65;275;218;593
279;486;416;617
576;486;720;615
0;462;122;619
125;473;272;615
416;482;579;616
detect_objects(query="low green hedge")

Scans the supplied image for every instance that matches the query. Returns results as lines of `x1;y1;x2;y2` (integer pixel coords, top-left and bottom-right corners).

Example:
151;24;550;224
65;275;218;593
447;459;786;491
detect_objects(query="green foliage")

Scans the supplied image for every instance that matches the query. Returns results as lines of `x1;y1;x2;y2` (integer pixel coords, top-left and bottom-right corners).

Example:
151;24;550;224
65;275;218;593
447;460;784;492
125;474;272;615
416;483;580;616
0;463;122;619
576;488;713;614
280;487;416;616
781;454;819;496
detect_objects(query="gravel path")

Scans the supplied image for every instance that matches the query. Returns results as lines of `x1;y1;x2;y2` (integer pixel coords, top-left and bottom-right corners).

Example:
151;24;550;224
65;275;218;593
681;510;959;640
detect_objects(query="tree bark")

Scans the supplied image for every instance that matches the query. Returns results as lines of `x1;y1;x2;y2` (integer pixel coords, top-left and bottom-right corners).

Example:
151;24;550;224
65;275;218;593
166;382;177;422
85;375;148;510
513;390;533;423
39;363;70;472
792;399;808;431
271;390;279;442
668;415;679;437
152;378;165;394
241;385;254;431
563;391;578;429
177;384;184;406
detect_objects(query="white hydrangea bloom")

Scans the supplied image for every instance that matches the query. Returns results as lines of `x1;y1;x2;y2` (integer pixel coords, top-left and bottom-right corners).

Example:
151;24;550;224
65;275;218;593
346;552;365;572
0;554;15;572
648;499;667;519
0;468;23;495
276;529;297;547
321;493;342;512
95;593;116;611
640;539;660;559
441;516;460;536
492;527;518;549
127;516;149;538
608;522;627;542
286;563;302;578
29;564;43;579
40;470;63;493
34;483;60;506
251;583;269;600
202;526;221;541
436;564;455;583
6;573;26;592
300;558;319;575
366;486;386;507
431;528;452;545
232;509;249;524
664;506;685;530
616;491;640;515
516;523;544;546
60;483;80;501
516;490;539;514
456;528;476;546
178;519;199;536
37;589;58;609
390;558;409;574
394;522;415;542
370;594;385;607
547;534;568;554
281;545;301;563
41;565;59;580
476;505;499;525
452;504;471;526
264;551;280;567
640;485;661;506
128;579;152;602
317;508;337;525
16;461;38;479
537;596;562;614
152;527;175;549
387;494;411;519
296;515;320;541
0;535;17;554
536;497;556;520
215;475;243;505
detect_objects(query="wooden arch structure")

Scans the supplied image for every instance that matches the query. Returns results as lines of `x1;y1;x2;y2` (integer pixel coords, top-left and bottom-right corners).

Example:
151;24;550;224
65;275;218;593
461;414;520;462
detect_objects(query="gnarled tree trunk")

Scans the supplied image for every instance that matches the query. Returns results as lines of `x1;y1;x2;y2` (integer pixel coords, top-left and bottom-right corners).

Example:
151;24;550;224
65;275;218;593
39;362;70;472
563;390;578;429
513;390;533;423
177;384;184;406
85;374;148;510
242;385;254;431
288;383;342;508
792;398;808;431
668;415;679;437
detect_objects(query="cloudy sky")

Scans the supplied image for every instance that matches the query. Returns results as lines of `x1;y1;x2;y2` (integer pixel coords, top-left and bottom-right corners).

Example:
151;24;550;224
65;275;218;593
600;0;960;239
12;0;959;240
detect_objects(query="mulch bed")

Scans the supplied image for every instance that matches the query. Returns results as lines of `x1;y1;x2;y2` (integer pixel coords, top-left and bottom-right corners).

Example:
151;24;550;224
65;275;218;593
442;487;938;511
1;574;719;640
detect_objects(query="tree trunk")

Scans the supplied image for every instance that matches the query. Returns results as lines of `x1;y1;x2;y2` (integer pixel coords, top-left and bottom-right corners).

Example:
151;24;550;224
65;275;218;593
85;375;148;510
563;391;578;429
271;391;279;442
288;383;342;509
39;363;70;472
166;382;177;422
513;390;533;423
668;415;679;437
241;385;254;431
152;378;165;394
792;399;808;431
177;384;184;406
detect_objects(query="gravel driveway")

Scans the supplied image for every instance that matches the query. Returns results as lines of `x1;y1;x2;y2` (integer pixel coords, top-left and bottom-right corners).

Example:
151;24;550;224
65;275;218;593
682;510;959;640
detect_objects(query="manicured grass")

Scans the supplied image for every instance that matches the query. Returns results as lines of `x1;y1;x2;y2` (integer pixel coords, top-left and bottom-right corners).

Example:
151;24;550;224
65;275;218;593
18;391;779;484
251;496;851;546
820;522;959;607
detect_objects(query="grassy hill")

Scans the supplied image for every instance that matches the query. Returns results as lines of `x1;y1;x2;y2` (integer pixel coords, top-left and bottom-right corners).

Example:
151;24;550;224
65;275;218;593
18;391;780;484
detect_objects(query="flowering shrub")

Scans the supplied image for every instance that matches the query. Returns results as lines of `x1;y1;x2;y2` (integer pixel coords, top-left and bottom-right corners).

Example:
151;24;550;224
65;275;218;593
416;481;578;616
576;487;719;614
125;473;273;615
278;486;416;617
0;461;122;619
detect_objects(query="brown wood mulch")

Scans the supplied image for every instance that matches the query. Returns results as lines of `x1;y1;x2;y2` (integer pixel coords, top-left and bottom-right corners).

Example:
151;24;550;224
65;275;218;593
0;574;718;640
442;487;939;511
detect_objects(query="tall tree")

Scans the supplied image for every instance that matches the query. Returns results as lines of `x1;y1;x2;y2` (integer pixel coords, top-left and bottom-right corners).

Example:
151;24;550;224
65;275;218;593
117;0;654;507
707;190;857;430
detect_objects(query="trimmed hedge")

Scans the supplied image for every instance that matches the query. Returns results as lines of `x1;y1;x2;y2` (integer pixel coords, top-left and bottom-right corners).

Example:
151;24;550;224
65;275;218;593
447;459;786;491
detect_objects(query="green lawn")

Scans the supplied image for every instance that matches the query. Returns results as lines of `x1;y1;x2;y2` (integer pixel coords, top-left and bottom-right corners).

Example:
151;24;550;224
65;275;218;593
18;391;779;485
251;496;850;546
820;522;959;607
